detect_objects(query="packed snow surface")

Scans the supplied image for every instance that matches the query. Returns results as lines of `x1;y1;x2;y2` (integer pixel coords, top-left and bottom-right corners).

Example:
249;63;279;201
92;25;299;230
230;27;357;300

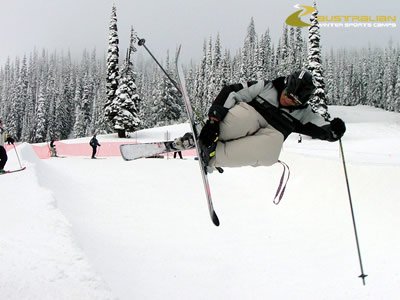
1;105;400;299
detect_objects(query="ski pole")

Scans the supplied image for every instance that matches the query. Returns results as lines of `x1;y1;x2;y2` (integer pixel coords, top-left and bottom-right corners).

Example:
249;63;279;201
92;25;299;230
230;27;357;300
339;138;367;285
137;38;182;95
13;143;23;169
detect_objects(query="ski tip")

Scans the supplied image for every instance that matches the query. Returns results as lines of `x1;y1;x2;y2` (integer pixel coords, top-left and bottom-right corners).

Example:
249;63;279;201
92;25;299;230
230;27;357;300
212;212;220;227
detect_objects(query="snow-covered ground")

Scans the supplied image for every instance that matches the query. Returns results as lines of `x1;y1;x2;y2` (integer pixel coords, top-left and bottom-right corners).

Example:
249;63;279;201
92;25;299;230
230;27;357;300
1;105;400;299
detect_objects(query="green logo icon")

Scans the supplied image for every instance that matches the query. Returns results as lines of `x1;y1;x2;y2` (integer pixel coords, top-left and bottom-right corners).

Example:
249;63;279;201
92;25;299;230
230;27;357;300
286;4;315;27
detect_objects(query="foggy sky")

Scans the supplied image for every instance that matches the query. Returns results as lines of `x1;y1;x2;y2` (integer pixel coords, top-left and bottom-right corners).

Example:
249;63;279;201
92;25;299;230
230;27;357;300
0;0;399;65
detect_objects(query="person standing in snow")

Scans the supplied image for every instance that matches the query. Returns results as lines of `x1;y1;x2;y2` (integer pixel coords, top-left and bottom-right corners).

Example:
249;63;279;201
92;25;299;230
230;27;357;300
176;70;346;171
49;139;58;157
89;134;101;159
0;119;9;174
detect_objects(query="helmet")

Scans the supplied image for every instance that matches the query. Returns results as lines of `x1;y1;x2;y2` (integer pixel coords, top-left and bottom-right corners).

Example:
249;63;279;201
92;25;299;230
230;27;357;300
285;70;316;104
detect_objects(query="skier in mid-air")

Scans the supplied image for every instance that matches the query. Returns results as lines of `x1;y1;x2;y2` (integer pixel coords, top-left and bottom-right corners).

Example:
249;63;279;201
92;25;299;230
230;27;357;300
175;70;346;172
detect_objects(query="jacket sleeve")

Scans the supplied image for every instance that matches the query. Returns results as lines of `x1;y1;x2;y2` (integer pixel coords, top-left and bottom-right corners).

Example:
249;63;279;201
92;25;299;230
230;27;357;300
296;107;341;142
208;81;266;121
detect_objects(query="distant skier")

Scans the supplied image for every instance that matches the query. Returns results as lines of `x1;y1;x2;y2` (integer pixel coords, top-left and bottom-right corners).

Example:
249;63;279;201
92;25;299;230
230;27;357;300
176;70;346;172
6;134;15;145
89;134;101;159
0;119;9;174
49;139;58;157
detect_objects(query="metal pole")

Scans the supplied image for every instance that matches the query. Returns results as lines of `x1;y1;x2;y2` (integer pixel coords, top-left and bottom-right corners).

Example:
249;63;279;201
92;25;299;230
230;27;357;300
13;144;23;169
339;139;367;285
137;38;182;96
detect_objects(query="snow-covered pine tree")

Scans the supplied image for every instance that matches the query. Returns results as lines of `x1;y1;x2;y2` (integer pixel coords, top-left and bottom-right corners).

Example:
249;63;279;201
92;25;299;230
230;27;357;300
256;33;266;80
46;54;60;141
147;69;163;127
324;50;337;105
104;4;119;124
20;52;39;142
73;76;86;138
394;55;400;112
288;26;296;72
91;55;110;134
369;51;384;108
382;45;396;111
0;67;3;118
221;49;232;85
204;37;214;109
54;52;75;140
263;29;274;79
111;27;141;138
240;18;257;81
359;51;370;105
193;41;207;117
34;77;48;143
213;34;224;93
294;27;306;70
307;0;330;120
154;51;181;126
135;69;154;129
275;26;290;77
7;57;21;140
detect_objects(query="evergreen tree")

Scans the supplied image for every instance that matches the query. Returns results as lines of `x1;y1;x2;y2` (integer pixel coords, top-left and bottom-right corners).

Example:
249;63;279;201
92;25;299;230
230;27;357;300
104;4;119;124
34;78;48;142
307;0;330;120
107;27;141;137
154;51;181;125
73;77;86;138
394;63;400;112
295;27;306;69
263;29;274;79
7;58;20;140
193;41;207;117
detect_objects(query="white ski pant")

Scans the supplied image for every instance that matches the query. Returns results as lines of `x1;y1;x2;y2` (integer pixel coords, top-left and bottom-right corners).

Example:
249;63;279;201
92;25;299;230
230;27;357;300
210;102;284;168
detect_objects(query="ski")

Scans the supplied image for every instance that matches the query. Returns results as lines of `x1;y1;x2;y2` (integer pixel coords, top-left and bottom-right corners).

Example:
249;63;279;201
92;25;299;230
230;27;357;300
136;38;220;226
120;141;194;161
175;46;220;226
0;166;26;175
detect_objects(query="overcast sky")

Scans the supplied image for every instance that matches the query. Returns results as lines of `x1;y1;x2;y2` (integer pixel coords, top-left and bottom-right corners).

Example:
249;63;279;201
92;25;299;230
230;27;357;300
0;0;399;65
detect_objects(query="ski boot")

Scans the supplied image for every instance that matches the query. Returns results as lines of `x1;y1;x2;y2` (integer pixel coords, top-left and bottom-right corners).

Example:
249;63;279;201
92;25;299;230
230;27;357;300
198;141;224;174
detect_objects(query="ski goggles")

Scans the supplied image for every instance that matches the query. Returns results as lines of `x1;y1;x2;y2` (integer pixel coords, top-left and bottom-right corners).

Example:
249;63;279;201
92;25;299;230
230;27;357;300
284;90;303;106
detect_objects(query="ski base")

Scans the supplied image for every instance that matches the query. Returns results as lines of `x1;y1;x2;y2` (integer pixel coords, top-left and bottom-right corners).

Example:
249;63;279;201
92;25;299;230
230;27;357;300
175;47;220;226
120;141;194;161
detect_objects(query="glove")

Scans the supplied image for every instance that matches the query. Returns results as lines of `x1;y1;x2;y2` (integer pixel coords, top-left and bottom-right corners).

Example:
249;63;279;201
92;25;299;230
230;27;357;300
199;120;220;147
330;118;346;139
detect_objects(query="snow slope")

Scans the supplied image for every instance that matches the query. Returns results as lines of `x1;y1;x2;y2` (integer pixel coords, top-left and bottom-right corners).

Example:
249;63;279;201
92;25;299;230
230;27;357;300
1;105;400;299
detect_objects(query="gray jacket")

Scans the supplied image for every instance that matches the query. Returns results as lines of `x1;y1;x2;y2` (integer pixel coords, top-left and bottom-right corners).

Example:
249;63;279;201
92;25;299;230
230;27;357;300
209;78;340;141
